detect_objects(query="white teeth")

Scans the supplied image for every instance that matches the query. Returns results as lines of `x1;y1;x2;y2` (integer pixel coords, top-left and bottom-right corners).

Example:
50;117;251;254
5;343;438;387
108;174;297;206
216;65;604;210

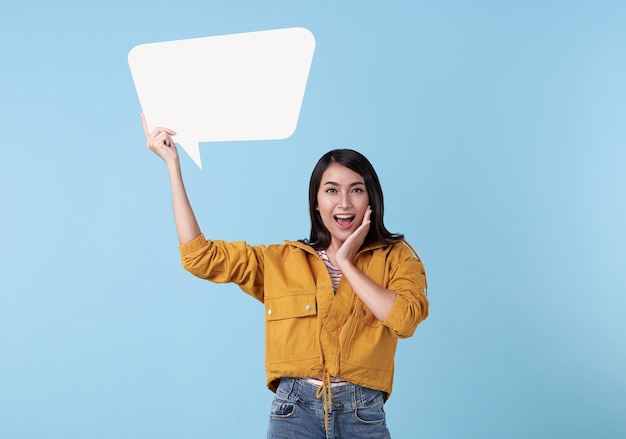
335;214;354;219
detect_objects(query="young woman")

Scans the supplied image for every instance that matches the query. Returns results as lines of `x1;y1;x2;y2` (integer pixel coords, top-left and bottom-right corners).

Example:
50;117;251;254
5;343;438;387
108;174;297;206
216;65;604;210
142;114;429;438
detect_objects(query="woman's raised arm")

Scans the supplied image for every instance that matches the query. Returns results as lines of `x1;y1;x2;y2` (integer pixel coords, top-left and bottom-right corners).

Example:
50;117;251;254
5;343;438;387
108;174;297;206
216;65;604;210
142;113;201;244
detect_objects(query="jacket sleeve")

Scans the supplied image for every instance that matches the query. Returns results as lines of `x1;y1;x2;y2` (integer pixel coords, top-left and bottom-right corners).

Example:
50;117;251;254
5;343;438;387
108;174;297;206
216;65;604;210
382;242;429;338
178;234;266;302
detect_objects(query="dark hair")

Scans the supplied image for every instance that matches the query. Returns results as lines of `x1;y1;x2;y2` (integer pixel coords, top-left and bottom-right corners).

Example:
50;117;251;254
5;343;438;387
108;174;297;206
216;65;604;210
301;149;404;250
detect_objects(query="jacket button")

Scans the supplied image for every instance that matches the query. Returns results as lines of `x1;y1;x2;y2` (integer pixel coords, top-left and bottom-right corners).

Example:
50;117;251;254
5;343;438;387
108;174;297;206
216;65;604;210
305;304;311;311
268;309;273;316
320;285;325;290
361;309;366;316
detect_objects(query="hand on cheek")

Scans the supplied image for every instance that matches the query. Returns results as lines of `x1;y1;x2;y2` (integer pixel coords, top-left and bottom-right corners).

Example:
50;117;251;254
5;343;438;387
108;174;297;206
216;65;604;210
336;206;372;267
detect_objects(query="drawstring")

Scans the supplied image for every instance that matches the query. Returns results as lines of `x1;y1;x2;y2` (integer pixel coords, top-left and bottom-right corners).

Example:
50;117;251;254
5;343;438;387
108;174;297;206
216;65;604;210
310;364;333;431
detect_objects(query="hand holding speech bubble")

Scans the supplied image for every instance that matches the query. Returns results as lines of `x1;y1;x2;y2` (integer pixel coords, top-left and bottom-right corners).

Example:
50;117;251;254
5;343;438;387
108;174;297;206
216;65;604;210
128;27;315;168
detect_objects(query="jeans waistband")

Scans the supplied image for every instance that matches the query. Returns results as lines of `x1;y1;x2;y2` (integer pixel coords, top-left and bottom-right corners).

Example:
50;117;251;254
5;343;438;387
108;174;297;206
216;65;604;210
275;377;385;411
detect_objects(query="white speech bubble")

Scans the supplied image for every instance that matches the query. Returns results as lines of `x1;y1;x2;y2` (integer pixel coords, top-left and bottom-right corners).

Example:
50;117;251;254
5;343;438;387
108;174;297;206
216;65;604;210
128;27;316;168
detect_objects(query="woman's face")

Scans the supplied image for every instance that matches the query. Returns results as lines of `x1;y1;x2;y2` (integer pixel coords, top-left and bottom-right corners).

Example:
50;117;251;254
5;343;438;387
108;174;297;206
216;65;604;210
316;162;370;250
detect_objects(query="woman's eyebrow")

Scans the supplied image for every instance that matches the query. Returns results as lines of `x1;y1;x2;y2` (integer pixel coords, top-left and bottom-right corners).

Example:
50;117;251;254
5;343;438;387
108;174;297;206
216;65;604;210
323;181;365;186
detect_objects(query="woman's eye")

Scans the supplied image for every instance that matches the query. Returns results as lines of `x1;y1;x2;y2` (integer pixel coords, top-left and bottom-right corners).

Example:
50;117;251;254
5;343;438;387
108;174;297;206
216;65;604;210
326;188;337;193
352;188;363;193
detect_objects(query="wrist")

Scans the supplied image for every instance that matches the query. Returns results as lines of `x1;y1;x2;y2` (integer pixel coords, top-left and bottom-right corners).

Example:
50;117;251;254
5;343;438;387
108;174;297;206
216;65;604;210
335;257;354;272
165;157;181;171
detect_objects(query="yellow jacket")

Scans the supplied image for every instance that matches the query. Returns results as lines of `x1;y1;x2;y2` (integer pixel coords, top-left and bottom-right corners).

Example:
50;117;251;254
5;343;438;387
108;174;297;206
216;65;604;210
179;234;428;397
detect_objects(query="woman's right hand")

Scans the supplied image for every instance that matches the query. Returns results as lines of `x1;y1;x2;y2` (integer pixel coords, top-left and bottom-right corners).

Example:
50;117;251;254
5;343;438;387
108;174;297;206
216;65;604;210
141;113;201;243
141;113;178;165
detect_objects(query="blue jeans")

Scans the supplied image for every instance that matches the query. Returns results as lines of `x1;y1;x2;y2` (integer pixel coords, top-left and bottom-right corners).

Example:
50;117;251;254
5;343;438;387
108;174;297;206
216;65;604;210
267;378;391;439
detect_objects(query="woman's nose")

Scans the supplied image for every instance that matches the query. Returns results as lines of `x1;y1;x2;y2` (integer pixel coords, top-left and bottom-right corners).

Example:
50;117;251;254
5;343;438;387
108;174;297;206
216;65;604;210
339;193;352;208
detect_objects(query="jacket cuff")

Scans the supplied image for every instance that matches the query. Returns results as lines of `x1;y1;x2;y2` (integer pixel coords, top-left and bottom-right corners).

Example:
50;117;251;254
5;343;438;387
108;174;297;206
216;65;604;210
178;234;207;256
383;294;409;334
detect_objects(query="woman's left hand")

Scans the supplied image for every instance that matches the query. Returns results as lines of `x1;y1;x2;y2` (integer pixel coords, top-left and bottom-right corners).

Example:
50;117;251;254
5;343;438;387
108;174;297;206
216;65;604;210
335;206;372;268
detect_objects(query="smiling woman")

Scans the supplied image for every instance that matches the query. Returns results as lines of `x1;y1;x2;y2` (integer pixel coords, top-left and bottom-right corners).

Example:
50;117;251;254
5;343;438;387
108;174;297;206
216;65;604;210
142;116;429;439
315;162;371;257
303;149;406;253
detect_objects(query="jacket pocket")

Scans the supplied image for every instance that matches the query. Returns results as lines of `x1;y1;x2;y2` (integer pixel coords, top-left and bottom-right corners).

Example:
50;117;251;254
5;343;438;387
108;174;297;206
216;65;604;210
266;293;318;362
343;309;396;371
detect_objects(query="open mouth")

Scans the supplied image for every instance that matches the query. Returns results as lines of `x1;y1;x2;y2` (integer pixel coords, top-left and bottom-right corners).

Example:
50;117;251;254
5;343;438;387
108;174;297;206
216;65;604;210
334;214;355;228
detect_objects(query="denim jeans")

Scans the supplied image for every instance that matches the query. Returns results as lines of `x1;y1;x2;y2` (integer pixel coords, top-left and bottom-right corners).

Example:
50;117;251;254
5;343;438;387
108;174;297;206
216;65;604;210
267;377;391;439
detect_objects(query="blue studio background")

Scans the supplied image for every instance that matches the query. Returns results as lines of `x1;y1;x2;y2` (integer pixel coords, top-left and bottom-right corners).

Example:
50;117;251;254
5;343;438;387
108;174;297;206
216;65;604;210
1;1;625;438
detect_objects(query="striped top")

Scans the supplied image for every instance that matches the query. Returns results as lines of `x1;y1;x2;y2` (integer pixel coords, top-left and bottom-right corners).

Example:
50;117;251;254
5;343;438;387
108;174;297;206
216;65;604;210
317;249;342;291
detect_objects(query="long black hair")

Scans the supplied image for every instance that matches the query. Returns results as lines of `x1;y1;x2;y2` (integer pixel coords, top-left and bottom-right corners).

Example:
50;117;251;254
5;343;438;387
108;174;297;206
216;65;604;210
301;149;404;250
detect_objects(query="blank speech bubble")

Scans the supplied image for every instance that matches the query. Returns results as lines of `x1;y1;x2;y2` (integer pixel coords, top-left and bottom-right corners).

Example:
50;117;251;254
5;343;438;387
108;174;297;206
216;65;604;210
128;27;316;168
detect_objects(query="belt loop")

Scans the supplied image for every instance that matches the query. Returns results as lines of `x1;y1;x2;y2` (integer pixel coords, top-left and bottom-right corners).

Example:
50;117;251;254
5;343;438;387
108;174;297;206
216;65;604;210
294;378;303;400
351;383;358;408
357;385;365;406
286;377;296;400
